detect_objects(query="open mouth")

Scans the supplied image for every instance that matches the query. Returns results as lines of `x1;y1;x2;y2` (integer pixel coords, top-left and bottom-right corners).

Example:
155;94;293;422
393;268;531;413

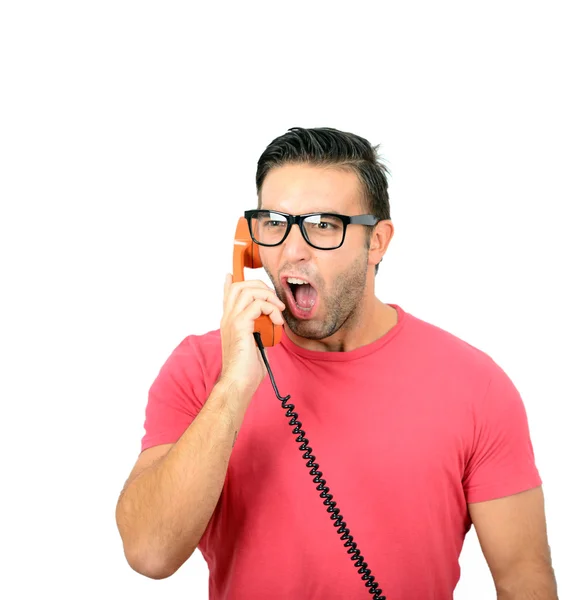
281;276;319;318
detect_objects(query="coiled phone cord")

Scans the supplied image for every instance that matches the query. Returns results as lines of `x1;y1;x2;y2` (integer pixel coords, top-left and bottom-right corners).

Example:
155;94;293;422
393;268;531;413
253;332;387;599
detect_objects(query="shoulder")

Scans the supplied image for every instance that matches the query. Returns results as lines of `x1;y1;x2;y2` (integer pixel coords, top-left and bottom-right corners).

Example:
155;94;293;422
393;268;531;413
407;311;496;368
182;328;222;358
402;310;509;399
155;328;223;391
170;328;222;358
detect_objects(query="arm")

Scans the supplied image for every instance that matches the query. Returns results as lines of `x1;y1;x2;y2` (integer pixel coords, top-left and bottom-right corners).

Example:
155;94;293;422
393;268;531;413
468;486;558;599
115;378;251;579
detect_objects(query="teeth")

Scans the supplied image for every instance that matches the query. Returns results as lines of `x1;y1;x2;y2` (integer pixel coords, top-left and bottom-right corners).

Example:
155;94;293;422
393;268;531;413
286;277;307;285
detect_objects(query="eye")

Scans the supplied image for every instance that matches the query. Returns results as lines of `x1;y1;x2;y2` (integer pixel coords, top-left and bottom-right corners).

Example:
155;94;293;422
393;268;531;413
262;219;286;228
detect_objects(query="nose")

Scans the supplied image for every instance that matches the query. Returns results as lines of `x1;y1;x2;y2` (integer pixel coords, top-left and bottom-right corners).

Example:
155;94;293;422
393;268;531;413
281;222;313;260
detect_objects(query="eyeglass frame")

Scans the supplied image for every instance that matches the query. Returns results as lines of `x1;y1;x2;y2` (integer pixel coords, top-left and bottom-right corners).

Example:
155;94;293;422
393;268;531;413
243;209;379;250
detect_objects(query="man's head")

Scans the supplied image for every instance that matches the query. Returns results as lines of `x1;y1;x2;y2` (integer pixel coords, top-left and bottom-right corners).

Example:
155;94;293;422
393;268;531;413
254;126;394;342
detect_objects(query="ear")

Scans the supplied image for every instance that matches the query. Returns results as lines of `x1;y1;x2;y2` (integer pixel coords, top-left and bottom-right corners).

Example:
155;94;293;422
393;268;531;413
368;219;394;268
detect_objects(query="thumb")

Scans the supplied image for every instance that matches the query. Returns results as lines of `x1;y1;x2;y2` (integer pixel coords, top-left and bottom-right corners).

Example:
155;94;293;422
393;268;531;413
223;273;231;306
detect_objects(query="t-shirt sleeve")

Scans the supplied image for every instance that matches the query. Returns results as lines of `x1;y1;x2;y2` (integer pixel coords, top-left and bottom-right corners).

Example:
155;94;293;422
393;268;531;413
140;335;207;452
462;361;542;503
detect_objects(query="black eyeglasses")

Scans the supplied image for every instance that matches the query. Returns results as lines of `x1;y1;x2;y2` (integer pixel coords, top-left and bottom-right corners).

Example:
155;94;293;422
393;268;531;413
244;209;379;250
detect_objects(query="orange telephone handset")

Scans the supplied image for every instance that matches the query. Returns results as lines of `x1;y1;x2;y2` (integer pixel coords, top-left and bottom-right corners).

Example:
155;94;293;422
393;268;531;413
233;217;282;347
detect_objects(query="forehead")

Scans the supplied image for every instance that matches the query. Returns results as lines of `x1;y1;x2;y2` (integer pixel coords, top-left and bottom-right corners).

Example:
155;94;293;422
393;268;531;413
259;163;363;214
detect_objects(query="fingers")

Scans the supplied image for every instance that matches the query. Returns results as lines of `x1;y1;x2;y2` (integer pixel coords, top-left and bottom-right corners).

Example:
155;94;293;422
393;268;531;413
239;299;285;327
224;273;285;320
232;288;285;320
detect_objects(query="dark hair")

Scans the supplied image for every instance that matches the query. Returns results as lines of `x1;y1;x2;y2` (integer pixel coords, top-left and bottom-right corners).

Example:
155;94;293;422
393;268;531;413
256;127;391;275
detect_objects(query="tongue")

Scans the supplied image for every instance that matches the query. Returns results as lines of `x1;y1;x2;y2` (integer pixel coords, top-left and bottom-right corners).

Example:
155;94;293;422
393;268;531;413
293;283;317;309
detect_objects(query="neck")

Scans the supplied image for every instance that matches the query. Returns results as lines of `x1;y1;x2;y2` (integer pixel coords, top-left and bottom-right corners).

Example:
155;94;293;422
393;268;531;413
284;294;398;353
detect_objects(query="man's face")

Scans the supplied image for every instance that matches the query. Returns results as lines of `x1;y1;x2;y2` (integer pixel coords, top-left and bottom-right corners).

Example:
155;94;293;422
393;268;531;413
259;163;371;340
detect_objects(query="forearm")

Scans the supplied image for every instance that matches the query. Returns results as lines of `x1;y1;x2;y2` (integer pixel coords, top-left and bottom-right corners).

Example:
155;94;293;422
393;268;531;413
116;378;250;578
496;561;558;600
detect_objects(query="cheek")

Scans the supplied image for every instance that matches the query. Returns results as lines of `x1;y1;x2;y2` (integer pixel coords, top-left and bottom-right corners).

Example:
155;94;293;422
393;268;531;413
259;248;276;273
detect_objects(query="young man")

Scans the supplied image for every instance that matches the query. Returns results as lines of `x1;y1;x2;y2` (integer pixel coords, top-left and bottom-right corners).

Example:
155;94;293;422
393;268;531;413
116;127;558;599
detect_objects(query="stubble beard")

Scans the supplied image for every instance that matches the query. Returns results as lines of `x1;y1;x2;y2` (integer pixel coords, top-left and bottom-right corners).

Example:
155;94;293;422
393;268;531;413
266;251;369;341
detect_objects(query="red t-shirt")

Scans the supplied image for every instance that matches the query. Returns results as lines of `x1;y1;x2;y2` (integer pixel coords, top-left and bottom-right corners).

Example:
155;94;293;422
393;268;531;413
141;303;542;599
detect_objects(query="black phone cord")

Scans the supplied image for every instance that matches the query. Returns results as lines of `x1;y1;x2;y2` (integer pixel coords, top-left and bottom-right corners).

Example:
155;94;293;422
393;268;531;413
254;332;387;599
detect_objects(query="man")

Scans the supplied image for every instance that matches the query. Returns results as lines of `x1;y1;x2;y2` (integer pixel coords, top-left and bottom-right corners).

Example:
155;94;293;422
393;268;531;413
116;127;558;599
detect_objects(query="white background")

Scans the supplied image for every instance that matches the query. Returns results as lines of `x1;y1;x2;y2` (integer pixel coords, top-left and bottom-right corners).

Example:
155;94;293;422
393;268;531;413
1;1;586;598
